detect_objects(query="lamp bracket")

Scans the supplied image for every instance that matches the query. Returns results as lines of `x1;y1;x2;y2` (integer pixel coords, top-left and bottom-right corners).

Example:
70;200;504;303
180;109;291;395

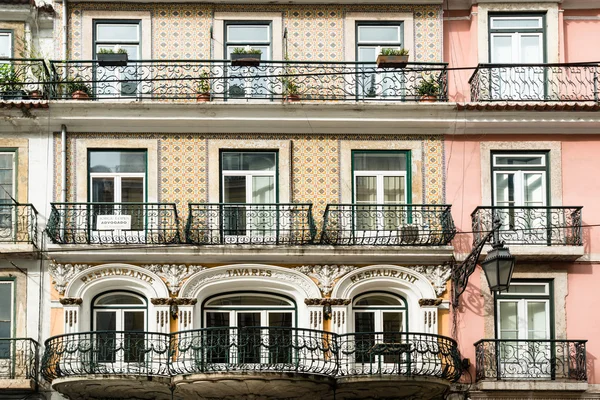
451;219;502;307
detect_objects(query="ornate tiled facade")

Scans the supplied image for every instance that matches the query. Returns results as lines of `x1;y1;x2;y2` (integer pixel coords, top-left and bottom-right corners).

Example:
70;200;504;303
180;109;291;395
61;4;442;62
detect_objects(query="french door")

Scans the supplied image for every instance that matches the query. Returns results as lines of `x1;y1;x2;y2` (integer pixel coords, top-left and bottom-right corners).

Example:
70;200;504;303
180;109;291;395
94;309;146;364
0;152;15;242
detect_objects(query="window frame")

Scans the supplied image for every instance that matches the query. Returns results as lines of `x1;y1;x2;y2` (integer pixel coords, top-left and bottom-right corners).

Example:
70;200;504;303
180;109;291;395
351;150;411;205
87;149;148;203
92;19;142;59
488;13;546;64
0;278;15;341
355;21;404;61
219;150;279;204
91;290;148;332
0;29;13;59
491;151;549;208
224;21;272;60
0;149;16;203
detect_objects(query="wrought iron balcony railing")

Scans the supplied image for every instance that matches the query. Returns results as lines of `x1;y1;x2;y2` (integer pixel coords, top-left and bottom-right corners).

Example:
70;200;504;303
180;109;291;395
0;203;38;245
471;206;583;246
0;58;50;100
41;331;171;381
48;60;448;102
475;339;587;381
338;332;462;382
321;204;456;246
46;202;181;245
0;338;39;385
171;327;337;376
186;203;317;245
469;63;600;102
42;329;462;383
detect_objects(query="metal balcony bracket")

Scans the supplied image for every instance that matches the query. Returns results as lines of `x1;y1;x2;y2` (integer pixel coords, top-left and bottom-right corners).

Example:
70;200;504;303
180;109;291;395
451;220;501;307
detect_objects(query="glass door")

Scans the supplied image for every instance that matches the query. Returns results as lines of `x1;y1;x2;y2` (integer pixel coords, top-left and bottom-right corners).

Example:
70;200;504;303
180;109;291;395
0;152;15;242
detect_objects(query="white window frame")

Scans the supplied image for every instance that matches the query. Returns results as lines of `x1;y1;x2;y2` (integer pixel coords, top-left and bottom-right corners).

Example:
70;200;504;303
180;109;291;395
0;280;14;338
0;30;12;59
0;152;16;239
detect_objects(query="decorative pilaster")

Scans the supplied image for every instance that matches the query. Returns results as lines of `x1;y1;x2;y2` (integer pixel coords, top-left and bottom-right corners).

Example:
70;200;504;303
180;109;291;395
419;298;442;334
305;299;351;332
60;297;82;334
150;298;171;334
174;298;197;332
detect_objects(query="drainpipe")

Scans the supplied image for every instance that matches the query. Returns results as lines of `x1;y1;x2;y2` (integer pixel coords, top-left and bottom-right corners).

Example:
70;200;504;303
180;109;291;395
61;124;67;203
62;0;68;60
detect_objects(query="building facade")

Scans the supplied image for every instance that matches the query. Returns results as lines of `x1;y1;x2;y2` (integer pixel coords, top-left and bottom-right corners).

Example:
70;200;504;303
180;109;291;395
0;0;599;399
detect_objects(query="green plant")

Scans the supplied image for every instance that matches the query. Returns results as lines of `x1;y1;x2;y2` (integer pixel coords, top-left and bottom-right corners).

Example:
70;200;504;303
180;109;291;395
66;80;92;96
0;64;22;92
98;48;128;54
416;76;440;97
281;76;300;95
380;48;409;56
197;70;211;93
232;47;262;55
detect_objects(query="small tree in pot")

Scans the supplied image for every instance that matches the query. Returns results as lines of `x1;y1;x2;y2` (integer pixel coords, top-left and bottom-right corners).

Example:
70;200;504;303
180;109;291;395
66;80;93;100
196;70;211;102
416;76;440;102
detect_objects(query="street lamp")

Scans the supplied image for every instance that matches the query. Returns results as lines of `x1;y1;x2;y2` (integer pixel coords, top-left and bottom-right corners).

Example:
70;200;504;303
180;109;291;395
480;219;516;292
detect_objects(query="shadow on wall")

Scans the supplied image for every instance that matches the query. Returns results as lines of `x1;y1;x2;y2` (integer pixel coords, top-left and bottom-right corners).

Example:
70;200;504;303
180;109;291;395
452;228;473;255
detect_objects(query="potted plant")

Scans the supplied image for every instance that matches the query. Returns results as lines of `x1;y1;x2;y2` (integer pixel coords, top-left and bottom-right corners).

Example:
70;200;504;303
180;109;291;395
230;47;262;67
97;48;129;67
416;76;440;102
66;80;92;100
196;70;211;102
0;64;26;100
376;48;409;68
282;76;301;102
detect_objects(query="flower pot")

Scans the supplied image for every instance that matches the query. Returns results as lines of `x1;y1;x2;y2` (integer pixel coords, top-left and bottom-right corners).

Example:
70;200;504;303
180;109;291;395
376;55;409;68
231;53;261;67
419;95;437;103
98;53;128;67
196;93;211;102
71;90;89;100
284;94;301;102
29;90;43;99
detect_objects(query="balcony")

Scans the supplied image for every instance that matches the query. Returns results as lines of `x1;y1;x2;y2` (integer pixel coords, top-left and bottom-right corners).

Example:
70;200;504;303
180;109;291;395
46;202;181;245
186;203;316;245
469;63;600;103
471;206;584;261
42;329;462;400
0;338;39;392
0;204;38;251
0;59;49;101
47;60;448;102
42;331;172;399
321;204;456;246
475;339;587;391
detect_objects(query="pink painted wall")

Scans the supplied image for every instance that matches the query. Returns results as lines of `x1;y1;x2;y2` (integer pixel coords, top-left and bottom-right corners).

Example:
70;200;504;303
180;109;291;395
563;10;600;62
446;135;600;384
443;8;477;102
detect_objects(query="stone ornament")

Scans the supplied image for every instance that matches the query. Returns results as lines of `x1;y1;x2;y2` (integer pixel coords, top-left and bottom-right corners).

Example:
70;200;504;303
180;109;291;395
143;264;205;295
59;297;83;306
294;265;357;296
305;298;351;306
413;265;452;296
49;263;91;295
150;298;198;306
419;298;443;307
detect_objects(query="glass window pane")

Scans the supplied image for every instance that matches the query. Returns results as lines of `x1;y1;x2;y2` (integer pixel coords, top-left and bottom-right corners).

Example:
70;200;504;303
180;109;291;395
92;178;115;202
355;294;404;306
358;47;377;62
269;312;293;328
124;311;145;331
0;153;13;169
243;153;275;171
252;176;274;203
356;176;377;203
527;301;548;339
224;176;246;203
491;18;542;30
95;293;145;306
383;312;403;332
0;283;12;321
0;33;11;58
206;312;230;327
384;176;405;204
507;284;547;294
355;312;375;333
95;311;117;331
227;25;270;42
494;155;544;166
520;35;542;63
354;153;407;171
207;295;292;307
524;173;544;205
491;35;513;63
499;301;518;331
495;173;514;205
358;26;400;43
96;24;139;42
121;178;144;203
89;151;146;173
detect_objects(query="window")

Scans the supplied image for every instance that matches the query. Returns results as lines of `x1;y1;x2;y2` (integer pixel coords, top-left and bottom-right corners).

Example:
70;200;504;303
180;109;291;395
93;21;141;97
0;280;14;360
496;281;552;378
0;151;15;233
221;151;277;237
92;291;147;363
353;292;407;365
356;22;404;98
203;292;295;364
0;30;12;59
89;150;146;232
353;151;409;231
492;152;548;243
489;14;545;99
225;22;271;99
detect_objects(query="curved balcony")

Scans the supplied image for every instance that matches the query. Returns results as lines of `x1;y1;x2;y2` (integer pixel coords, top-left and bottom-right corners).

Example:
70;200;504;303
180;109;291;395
41;331;173;399
321;204;456;246
336;332;462;400
42;329;462;400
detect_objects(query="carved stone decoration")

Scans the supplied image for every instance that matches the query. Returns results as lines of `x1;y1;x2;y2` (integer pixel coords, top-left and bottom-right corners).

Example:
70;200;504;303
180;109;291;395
143;264;204;295
305;298;351;306
59;297;83;306
172;298;198;306
151;298;171;306
294;265;357;296
419;298;443;307
49;263;91;295
412;265;452;296
150;298;198;306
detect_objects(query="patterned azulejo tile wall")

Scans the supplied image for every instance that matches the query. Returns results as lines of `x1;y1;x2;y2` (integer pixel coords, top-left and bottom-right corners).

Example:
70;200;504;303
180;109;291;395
54;133;445;223
59;3;442;62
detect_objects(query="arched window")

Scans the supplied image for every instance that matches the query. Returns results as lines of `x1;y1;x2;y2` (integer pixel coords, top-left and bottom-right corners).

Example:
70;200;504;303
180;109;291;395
353;292;408;333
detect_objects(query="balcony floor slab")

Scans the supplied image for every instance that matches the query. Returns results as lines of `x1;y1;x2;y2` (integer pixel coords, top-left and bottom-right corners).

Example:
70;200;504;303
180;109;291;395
51;375;175;400
475;380;588;392
333;375;451;400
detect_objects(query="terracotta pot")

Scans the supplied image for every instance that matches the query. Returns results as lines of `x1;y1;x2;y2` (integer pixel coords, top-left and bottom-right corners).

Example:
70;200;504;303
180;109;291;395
419;95;437;103
196;93;211;102
71;90;89;100
29;90;42;99
284;94;301;102
376;55;409;68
